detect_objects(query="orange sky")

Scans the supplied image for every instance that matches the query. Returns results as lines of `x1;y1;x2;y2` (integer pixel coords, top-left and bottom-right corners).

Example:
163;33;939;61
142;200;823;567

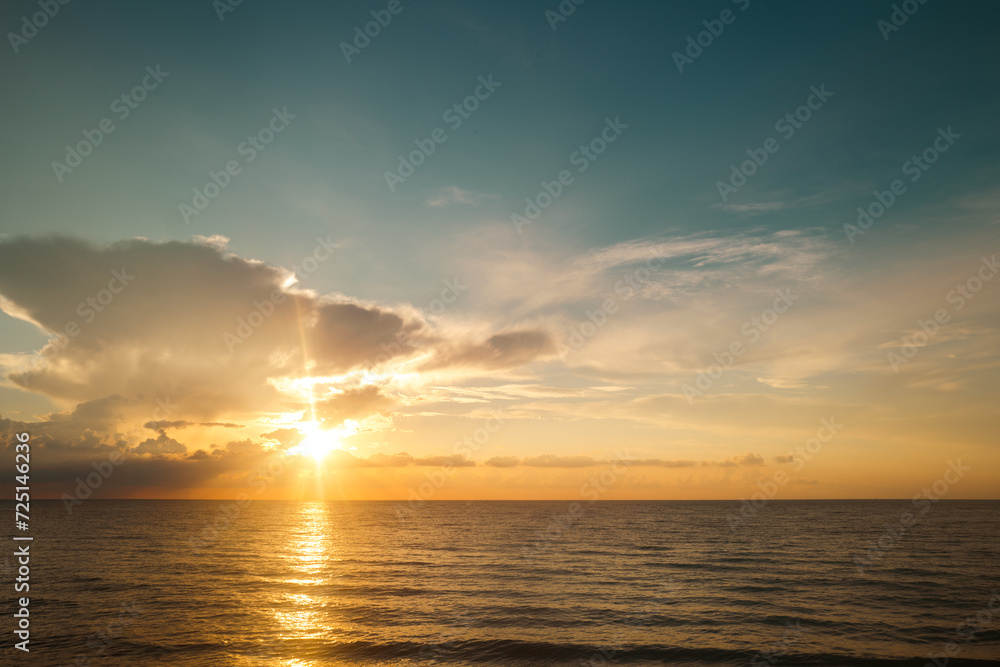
2;231;998;501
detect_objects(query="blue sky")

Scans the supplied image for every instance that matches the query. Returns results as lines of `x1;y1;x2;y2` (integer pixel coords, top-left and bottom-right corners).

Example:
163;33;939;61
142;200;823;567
1;0;999;498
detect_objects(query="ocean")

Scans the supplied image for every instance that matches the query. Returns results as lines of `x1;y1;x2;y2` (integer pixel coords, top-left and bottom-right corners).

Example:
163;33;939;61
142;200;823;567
4;500;999;666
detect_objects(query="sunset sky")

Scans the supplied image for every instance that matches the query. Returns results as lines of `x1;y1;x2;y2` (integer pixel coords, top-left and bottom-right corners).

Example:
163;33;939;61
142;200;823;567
1;0;998;500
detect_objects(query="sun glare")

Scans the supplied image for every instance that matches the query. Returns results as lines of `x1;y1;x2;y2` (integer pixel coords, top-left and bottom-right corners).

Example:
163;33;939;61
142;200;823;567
295;431;339;461
289;420;359;462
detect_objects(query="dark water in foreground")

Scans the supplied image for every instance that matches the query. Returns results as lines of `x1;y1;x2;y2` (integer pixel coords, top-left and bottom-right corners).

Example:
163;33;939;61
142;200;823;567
2;500;999;666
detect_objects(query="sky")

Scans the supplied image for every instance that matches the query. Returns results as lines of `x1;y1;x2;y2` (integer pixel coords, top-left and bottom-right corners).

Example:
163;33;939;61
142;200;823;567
0;0;998;501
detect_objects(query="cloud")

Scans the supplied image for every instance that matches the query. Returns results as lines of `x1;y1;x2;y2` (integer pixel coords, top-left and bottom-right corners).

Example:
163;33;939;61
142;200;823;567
424;186;499;207
708;452;766;467
418;330;556;371
483;454;600;468
143;420;194;430
5;227;992;500
480;453;762;469
0;236;553;423
131;433;186;456
327;451;475;468
757;377;808;389
415;454;476;468
143;420;242;430
443;229;831;361
0;397;136;461
308;300;426;374
629;458;698;468
314;386;396;423
713;202;791;214
44;394;129;433
0;398;776;496
520;454;597;468
191;234;230;249
484;455;520;468
261;429;306;447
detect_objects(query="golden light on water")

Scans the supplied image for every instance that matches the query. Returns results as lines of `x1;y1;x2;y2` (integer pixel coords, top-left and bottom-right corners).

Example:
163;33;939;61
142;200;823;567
271;504;336;665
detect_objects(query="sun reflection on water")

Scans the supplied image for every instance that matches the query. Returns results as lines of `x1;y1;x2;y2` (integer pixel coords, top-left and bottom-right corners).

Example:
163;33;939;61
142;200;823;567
270;503;338;664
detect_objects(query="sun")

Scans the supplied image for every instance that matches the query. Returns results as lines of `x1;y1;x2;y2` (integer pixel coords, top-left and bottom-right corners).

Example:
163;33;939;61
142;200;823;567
291;422;342;461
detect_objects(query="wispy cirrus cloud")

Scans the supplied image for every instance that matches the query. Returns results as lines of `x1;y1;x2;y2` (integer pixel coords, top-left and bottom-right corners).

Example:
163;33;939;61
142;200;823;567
482;452;765;469
424;186;499;207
